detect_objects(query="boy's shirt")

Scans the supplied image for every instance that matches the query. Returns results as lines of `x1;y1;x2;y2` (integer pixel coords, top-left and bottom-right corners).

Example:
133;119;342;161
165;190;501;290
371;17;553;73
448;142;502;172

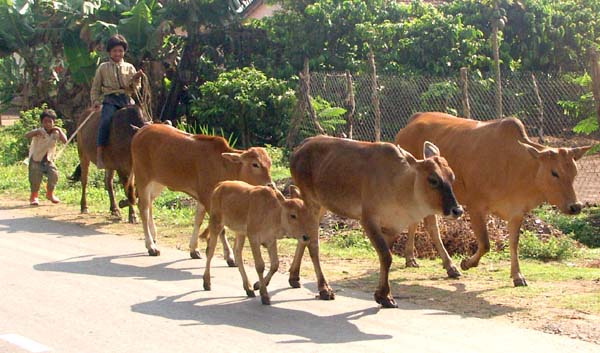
28;128;60;162
90;59;140;106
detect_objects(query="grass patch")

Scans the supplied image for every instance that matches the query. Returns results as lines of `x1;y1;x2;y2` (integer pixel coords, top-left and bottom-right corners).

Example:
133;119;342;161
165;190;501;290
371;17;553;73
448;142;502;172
534;205;600;248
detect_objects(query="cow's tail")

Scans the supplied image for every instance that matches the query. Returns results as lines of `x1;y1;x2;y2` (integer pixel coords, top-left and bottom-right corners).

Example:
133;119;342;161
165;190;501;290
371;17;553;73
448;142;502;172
67;164;82;183
125;171;136;206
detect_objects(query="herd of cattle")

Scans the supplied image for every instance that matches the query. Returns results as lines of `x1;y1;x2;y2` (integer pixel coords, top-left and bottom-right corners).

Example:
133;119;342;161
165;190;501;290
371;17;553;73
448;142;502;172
75;109;592;307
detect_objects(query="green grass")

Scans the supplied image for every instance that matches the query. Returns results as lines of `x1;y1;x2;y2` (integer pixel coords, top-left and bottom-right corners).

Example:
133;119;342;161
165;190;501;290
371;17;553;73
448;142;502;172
534;205;600;248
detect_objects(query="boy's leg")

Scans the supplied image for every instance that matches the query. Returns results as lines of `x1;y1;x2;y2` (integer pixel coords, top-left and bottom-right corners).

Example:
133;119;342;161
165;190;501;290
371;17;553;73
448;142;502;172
96;102;118;169
45;162;60;204
28;161;42;205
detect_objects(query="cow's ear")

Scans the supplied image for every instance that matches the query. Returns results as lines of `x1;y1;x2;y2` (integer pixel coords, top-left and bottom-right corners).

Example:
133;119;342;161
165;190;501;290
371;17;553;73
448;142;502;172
221;152;242;163
397;145;417;165
289;185;302;199
569;145;593;161
423;141;440;159
519;141;543;159
274;187;286;203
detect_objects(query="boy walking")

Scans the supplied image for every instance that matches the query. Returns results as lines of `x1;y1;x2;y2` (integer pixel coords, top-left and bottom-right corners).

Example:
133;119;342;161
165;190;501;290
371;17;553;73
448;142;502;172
25;109;67;205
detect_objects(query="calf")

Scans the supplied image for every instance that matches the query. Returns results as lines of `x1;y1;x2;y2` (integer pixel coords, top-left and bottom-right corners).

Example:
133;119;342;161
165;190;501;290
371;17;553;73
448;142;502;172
395;112;592;286
128;124;274;262
289;135;463;308
202;181;311;305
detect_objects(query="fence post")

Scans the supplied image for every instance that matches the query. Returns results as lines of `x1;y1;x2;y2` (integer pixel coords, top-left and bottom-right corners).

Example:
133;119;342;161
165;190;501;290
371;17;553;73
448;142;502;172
300;57;325;136
492;1;503;118
368;47;382;142
530;73;545;143
344;70;355;139
589;47;600;127
460;67;471;119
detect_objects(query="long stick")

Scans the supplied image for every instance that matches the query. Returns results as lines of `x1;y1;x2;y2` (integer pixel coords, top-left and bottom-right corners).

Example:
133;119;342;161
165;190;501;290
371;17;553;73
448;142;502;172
54;109;96;160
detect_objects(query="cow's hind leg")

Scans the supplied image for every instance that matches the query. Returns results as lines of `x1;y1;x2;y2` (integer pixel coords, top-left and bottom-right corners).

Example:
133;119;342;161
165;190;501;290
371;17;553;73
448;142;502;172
116;170;137;224
405;222;420;268
460;211;490;271
424;215;461;278
362;218;397;308
137;181;163;256
105;169;121;219
79;159;90;214
508;216;527;287
189;204;207;259
202;221;224;291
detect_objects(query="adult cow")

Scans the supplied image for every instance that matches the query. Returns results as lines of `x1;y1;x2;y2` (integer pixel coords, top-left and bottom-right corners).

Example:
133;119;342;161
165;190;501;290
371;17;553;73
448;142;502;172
288;135;463;308
75;106;147;223
128;124;274;261
395;112;592;286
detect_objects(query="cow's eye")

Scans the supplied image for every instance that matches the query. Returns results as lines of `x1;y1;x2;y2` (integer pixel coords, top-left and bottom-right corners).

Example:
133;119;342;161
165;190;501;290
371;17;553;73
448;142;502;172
551;170;559;178
252;162;260;168
428;175;440;188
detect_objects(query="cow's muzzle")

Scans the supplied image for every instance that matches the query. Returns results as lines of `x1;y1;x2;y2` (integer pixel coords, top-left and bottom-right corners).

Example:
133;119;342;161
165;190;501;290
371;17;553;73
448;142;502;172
446;205;464;219
567;202;582;215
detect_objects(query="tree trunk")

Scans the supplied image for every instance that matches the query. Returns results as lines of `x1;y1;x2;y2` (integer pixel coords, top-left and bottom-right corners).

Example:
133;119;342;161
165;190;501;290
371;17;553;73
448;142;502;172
460;67;471;119
368;47;382;142
299;57;325;135
589;47;600;126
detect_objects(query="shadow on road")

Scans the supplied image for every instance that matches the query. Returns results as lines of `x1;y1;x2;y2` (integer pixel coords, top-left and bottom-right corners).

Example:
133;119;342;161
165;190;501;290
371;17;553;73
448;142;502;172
131;290;393;344
0;215;104;237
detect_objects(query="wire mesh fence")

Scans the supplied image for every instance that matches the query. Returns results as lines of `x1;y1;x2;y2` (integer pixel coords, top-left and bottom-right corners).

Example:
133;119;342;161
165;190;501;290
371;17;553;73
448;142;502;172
293;70;600;203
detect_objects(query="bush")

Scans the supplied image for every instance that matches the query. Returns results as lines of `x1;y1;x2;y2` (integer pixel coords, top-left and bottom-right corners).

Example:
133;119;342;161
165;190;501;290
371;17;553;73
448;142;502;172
518;230;580;261
534;206;600;248
190;67;296;148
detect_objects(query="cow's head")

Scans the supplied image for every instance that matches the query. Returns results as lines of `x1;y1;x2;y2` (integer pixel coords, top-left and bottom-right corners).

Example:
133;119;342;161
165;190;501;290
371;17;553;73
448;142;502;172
404;141;463;219
275;186;310;243
222;147;274;187
520;142;592;215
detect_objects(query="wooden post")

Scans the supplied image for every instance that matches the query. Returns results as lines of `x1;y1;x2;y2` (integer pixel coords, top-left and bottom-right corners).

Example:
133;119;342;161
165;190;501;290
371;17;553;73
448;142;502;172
344;70;355;139
300;57;325;136
492;1;503;118
460;67;471;119
589;47;600;126
368;46;382;142
531;73;545;143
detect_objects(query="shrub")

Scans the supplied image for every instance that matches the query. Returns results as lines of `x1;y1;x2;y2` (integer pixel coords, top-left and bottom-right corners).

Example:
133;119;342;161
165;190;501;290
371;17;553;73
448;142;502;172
534;206;600;248
190;67;296;148
518;230;580;261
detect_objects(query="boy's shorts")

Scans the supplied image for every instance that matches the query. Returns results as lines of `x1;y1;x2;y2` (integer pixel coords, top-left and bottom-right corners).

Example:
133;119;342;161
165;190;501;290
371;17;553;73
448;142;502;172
29;159;58;192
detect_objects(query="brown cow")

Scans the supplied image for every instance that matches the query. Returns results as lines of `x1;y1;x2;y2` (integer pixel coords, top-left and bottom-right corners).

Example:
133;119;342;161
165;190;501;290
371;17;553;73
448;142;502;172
395;112;592;286
288;135;463;308
128;124;274;260
203;181;311;305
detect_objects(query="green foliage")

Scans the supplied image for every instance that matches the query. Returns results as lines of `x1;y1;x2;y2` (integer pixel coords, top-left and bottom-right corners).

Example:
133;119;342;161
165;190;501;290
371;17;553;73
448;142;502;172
558;73;598;136
330;229;373;251
190;67;296;147
518;231;580;261
175;121;238;148
0;57;20;105
2;105;63;166
534;206;600;248
310;96;347;135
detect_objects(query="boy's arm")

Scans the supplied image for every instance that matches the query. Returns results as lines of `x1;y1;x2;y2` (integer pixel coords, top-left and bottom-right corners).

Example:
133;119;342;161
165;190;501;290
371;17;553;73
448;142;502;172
52;127;68;144
24;128;42;139
90;65;103;107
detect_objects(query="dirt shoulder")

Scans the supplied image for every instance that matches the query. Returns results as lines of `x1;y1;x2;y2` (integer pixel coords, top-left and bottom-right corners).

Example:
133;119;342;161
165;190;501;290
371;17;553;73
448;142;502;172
1;196;599;345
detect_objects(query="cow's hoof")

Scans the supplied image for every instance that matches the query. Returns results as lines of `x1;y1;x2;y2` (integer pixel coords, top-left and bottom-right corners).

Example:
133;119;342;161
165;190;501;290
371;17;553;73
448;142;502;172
460;259;473;271
226;258;236;267
111;210;121;218
203;282;211;291
405;258;420;268
253;281;260;291
246;289;256;298
128;217;138;224
190;250;202;259
289;278;301;289
375;294;398;308
81;208;88;214
261;296;271;305
318;288;335;300
513;278;528;287
446;266;462;278
148;249;160;256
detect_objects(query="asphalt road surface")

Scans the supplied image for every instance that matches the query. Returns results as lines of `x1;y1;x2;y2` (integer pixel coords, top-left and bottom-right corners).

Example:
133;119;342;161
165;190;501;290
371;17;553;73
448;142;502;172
1;208;598;353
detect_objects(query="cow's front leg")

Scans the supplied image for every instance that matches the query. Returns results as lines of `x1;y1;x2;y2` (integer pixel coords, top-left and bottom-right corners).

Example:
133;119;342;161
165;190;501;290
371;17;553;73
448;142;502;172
288;240;306;288
189;204;206;259
508;216;527;287
460;210;490;271
234;234;255;298
254;239;279;290
363;218;396;308
307;236;335;300
250;237;271;305
424;215;461;278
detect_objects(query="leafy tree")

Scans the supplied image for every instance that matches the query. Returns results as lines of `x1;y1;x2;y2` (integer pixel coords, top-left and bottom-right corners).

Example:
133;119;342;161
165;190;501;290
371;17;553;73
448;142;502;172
190;67;296;147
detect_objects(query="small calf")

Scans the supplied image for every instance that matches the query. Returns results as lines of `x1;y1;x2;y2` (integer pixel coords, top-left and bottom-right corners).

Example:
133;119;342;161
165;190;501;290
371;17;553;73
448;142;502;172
203;181;310;305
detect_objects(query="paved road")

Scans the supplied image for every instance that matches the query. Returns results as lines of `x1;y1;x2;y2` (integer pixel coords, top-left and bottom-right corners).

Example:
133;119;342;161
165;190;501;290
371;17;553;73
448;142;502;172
0;208;598;353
